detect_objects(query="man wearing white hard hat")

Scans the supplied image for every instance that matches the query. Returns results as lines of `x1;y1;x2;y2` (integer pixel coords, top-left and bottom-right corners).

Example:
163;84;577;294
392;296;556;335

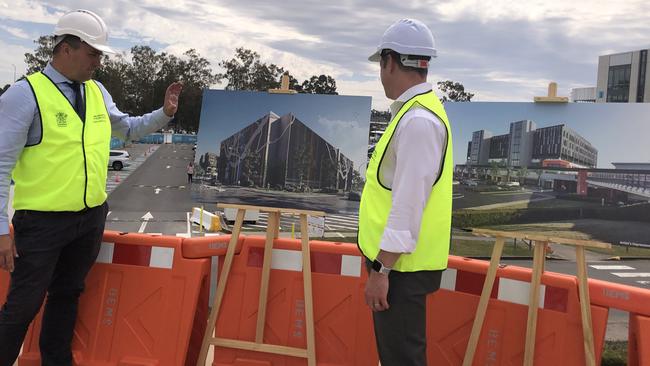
0;9;182;364
359;18;453;365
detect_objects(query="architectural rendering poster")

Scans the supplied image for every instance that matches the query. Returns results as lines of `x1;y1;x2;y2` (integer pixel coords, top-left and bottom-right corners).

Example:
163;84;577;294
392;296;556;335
445;102;650;245
194;90;371;219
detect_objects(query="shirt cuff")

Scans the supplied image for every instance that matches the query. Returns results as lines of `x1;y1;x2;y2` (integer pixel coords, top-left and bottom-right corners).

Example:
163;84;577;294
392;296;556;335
379;227;416;253
153;108;174;124
0;221;9;236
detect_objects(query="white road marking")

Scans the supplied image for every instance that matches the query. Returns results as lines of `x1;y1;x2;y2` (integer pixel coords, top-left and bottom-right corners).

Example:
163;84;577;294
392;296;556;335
612;273;650;278
186;212;191;237
138;212;154;233
590;265;636;270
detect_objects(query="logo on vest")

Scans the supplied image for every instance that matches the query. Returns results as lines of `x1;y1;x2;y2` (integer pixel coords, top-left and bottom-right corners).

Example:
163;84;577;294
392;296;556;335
56;112;68;127
92;114;107;123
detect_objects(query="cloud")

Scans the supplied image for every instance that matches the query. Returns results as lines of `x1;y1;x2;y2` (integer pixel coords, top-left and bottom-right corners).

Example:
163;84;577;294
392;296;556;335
2;0;649;110
0;24;32;39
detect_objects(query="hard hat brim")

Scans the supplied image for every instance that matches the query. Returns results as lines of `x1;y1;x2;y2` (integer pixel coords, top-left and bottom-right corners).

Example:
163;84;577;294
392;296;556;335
87;42;117;54
368;50;381;62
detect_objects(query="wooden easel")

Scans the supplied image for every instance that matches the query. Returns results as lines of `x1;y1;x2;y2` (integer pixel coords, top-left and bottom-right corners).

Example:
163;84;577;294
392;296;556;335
461;228;611;366
196;203;325;366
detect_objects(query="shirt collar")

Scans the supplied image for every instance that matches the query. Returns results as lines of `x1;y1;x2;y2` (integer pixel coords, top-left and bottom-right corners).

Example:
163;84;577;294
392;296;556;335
44;62;79;85
389;82;433;116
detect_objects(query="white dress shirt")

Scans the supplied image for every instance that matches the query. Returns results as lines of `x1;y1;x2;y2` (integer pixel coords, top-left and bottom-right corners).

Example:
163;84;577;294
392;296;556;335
378;82;448;254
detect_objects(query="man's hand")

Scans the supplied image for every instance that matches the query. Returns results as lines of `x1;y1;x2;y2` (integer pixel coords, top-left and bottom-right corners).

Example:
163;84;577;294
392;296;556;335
0;234;17;272
365;271;390;312
163;82;183;117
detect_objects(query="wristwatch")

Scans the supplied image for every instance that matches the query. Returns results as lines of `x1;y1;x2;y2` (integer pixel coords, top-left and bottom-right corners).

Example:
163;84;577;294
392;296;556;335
371;259;392;275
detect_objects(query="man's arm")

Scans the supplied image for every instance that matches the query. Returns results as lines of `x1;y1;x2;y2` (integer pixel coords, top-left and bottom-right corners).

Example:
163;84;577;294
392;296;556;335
99;81;183;141
0;82;35;271
365;111;447;311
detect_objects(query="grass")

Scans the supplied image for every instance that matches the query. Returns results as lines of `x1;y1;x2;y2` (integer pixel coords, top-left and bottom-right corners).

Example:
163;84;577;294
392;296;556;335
487;220;650;257
504;198;606;210
601;341;627;366
587;244;650;257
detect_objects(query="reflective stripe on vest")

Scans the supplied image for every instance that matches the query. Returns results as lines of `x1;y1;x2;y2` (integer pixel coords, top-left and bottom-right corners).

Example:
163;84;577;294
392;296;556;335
358;90;453;272
12;72;111;211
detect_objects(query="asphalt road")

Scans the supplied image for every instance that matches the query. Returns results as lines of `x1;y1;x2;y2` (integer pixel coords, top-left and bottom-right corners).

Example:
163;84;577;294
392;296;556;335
106;143;194;234
452;185;553;210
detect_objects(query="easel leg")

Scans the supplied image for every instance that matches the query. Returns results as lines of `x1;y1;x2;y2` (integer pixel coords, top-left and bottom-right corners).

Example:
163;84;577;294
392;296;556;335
197;209;245;366
523;241;546;366
462;236;505;366
255;213;279;343
299;215;316;366
576;246;596;366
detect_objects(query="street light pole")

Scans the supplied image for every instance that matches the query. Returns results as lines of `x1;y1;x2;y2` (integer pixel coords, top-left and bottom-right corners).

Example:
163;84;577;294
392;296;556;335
11;64;16;82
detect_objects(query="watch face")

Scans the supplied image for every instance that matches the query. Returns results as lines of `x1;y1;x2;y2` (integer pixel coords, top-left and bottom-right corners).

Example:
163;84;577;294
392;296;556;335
372;259;382;272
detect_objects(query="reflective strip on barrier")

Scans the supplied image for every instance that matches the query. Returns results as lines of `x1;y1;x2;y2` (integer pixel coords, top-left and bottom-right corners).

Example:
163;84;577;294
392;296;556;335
96;242;175;269
441;268;569;312
246;247;362;277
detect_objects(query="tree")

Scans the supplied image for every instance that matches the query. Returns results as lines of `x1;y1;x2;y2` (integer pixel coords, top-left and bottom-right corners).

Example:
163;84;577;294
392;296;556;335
301;74;337;95
24;36;55;75
490;161;500;182
217;48;285;91
518;166;528;185
217;48;338;95
437;80;474;102
370;109;391;122
0;84;9;96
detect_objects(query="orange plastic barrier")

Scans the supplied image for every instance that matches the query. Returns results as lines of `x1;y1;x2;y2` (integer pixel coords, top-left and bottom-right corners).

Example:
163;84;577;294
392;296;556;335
588;278;650;366
629;314;650;366
16;231;211;366
185;235;377;366
428;255;609;365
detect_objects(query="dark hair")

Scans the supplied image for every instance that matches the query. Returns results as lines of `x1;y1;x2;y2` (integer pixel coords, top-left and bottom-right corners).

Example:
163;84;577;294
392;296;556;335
53;35;82;54
380;49;429;78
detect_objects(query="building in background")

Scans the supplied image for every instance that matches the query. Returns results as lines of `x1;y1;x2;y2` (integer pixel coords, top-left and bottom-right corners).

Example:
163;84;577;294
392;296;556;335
487;133;510;165
468;130;493;165
218;112;353;191
596;49;649;103
466;121;597;168
531;125;598;168
570;87;597;103
508;120;536;167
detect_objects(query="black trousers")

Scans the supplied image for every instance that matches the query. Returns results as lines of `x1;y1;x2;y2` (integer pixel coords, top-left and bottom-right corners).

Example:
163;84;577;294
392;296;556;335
0;202;108;366
370;265;443;366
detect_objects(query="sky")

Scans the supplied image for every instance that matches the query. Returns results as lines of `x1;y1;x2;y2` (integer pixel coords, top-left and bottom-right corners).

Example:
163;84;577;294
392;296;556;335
196;90;371;172
1;1;650;110
445;102;650;168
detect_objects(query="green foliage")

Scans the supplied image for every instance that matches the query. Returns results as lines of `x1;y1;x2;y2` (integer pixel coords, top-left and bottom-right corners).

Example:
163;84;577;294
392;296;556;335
301;75;338;95
601;341;627;366
217;47;338;95
437;80;474;102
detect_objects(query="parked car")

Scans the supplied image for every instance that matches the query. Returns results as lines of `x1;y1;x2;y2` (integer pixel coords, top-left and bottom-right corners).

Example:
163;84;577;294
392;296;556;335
462;180;478;187
108;150;130;171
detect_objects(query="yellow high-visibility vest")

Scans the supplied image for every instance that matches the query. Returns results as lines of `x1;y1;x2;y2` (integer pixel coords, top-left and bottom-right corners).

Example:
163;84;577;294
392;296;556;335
13;72;111;211
358;90;453;272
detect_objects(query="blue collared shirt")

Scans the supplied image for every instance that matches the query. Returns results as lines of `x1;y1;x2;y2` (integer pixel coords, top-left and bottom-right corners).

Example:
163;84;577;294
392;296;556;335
0;63;173;235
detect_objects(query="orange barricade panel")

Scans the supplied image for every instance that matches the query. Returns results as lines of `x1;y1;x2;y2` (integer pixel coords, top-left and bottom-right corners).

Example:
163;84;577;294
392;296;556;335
211;237;377;366
628;313;650;366
17;231;211;366
428;256;609;366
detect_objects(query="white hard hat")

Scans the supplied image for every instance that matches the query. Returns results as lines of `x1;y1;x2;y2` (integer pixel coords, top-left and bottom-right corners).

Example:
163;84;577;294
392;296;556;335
368;18;437;65
54;9;116;54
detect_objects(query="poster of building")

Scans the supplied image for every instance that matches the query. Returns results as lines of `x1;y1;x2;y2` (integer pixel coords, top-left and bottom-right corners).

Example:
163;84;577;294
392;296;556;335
194;90;371;216
445;102;650;245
